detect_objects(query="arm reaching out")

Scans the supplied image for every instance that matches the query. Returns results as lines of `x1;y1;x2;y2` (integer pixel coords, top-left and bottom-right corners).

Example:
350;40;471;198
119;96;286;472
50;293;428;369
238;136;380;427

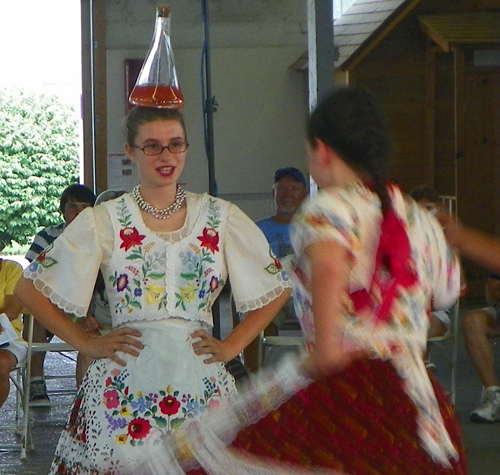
439;214;500;274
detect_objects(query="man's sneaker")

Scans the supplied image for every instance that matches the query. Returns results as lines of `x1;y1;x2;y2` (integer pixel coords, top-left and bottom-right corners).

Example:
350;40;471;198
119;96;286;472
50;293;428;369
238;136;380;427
29;380;50;406
470;387;500;423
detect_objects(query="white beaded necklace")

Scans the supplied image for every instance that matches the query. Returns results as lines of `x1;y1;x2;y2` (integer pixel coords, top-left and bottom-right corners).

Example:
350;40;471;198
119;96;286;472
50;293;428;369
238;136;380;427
132;185;186;220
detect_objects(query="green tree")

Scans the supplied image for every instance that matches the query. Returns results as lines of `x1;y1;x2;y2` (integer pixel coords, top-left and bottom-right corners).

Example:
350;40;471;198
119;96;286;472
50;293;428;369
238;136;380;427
0;87;80;245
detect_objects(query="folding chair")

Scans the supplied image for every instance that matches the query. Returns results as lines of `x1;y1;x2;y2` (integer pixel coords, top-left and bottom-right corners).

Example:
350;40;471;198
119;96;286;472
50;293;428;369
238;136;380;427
427;301;460;405
20;314;77;459
0;362;30;453
427;195;460;404
259;335;305;368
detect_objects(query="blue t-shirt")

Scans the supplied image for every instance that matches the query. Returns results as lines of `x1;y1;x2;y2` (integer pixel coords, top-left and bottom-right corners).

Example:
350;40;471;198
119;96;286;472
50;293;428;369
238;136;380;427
255;217;292;259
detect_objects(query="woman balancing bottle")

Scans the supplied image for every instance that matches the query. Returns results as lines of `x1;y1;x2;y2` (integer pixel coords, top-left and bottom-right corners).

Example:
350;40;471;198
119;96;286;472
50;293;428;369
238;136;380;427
129;5;184;109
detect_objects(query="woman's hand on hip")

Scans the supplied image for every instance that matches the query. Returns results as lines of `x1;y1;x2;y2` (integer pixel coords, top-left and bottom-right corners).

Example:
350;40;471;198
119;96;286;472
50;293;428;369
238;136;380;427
191;330;236;364
85;327;143;366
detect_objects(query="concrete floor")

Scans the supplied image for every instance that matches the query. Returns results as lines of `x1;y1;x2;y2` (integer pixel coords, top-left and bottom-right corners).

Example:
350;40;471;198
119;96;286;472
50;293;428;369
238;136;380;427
0;297;499;474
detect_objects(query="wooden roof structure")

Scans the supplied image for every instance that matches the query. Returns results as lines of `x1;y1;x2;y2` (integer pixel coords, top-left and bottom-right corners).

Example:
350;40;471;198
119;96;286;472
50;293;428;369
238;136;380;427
291;0;500;72
334;0;421;69
418;12;500;51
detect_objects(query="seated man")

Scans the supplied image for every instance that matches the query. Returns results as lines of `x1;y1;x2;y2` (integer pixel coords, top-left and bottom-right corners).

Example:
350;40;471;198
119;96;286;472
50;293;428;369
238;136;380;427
0;256;26;409
24;183;96;404
240;167;308;372
463;274;500;422
256;167;308;260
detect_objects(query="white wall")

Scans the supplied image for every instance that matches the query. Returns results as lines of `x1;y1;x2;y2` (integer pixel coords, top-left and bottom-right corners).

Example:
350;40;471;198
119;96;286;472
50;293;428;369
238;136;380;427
105;2;309;220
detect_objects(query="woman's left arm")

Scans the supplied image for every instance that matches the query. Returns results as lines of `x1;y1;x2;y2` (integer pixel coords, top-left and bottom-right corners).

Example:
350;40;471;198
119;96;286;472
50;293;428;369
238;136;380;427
192;288;291;364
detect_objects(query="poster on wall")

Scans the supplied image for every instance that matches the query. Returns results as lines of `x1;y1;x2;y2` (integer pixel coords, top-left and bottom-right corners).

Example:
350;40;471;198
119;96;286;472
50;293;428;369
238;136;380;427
124;59;143;113
107;153;139;191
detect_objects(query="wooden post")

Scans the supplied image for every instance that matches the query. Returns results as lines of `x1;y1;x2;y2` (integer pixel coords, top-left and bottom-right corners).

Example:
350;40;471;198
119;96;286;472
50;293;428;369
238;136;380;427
454;48;465;207
307;0;335;111
307;0;335;194
80;0;107;192
424;44;437;186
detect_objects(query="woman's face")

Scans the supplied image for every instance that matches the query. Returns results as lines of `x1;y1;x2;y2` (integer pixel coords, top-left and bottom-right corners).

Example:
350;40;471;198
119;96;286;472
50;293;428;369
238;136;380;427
126;119;187;189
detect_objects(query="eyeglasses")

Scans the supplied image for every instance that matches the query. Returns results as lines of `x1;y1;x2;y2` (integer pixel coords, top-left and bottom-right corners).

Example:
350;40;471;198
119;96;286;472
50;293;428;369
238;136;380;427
135;141;189;155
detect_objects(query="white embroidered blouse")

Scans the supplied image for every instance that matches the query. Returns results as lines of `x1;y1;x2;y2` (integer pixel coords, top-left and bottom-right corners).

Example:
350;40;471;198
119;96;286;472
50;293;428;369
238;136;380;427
24;192;290;327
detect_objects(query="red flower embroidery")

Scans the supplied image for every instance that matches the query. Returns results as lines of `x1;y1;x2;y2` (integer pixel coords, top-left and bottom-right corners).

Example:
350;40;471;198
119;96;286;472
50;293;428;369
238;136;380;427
36;251;46;262
273;257;282;270
120;227;146;251
197;228;219;253
159;395;180;415
128;417;151;440
103;389;120;409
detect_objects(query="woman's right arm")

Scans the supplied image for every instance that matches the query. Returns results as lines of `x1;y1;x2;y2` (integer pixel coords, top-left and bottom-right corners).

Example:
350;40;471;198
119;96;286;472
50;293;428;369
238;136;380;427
14;277;143;366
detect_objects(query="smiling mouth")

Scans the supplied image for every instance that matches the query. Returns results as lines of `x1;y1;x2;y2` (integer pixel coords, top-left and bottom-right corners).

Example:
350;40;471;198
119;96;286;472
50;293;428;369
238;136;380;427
156;166;175;176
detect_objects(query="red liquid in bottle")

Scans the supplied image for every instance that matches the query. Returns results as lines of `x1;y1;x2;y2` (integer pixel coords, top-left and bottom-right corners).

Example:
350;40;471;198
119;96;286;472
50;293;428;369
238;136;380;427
129;84;184;109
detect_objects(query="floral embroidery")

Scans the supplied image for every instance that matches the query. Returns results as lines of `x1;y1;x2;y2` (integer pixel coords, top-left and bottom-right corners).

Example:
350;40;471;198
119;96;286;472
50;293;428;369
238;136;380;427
175;198;225;311
145;283;164;306
178;283;196;303
128;418;151;440
159;395;181;415
197;227;219;253
265;250;283;275
209;276;219;293
103;369;222;446
28;243;58;271
120;227;146;251
116;274;129;292
103;389;120;409
306;213;331;227
109;199;167;314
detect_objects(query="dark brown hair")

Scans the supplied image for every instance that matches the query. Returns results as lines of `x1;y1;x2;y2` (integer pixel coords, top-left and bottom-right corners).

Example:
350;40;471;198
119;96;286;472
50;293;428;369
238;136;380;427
307;87;392;212
124;107;187;146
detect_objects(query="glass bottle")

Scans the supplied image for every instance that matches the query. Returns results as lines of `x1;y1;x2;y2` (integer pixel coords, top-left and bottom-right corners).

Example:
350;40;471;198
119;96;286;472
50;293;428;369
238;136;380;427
129;5;184;109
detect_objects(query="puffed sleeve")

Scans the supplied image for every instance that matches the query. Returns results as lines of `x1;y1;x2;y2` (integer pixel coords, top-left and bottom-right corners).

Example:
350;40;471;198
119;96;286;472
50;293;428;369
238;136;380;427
415;206;461;311
291;193;358;257
23;207;107;317
224;203;291;313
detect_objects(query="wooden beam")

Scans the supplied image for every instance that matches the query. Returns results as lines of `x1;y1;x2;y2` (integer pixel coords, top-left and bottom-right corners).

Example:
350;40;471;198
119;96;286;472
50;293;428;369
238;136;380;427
454;47;465;208
93;0;108;193
307;0;335;194
418;21;450;52
80;0;93;189
307;0;335;109
80;0;107;193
